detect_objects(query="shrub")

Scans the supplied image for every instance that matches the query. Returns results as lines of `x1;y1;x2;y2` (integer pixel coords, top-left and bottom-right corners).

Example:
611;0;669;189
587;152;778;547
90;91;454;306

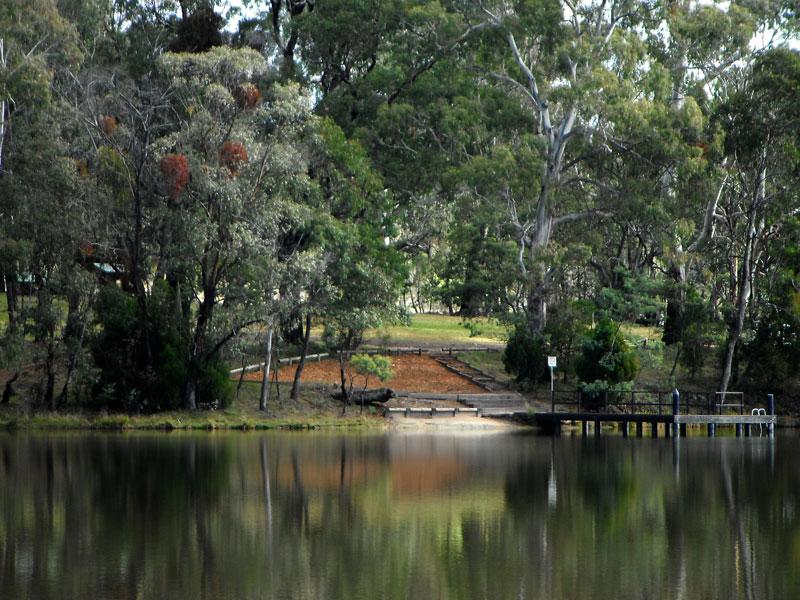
503;323;548;384
350;354;394;390
198;358;233;409
543;301;592;378
576;318;639;387
91;281;230;412
461;318;484;338
743;299;800;389
678;294;718;377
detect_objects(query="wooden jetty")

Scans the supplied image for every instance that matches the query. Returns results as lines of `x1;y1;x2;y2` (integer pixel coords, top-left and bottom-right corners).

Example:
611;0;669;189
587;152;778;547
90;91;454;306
533;390;777;437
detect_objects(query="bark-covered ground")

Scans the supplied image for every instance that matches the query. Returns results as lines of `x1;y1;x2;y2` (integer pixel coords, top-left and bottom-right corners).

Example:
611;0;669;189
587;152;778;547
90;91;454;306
243;354;486;394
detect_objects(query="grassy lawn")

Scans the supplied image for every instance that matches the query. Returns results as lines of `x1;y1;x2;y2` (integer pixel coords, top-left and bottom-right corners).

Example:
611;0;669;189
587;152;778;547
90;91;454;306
363;314;508;348
456;351;514;385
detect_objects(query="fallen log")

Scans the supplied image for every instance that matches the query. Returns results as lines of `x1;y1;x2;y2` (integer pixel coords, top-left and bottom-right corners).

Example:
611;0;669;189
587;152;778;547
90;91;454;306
332;388;395;405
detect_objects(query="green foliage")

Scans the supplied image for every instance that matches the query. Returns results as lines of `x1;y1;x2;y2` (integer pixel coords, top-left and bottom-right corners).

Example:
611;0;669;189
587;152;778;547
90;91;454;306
350;354;394;389
461;318;484;338
595;269;664;325
198;358;234;409
168;5;224;53
678;293;718;377
543;301;593;377
3;0;800;416
744;304;800;390
91;282;231;412
502;324;548;384
579;379;633;405
743;226;800;389
576;319;640;388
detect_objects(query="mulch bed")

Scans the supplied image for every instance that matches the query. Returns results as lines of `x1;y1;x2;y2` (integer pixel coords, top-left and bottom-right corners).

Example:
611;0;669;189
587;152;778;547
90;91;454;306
241;354;485;394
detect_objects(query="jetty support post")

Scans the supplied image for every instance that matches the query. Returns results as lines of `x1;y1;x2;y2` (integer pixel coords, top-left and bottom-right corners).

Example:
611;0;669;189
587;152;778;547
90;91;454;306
768;393;775;437
672;389;680;437
581;420;589;437
636;421;643;437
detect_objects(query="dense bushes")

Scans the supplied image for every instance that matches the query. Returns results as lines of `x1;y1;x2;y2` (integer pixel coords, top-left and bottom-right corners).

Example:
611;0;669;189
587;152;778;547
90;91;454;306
743;294;800;389
502;324;548;384
91;282;231;412
576;318;639;404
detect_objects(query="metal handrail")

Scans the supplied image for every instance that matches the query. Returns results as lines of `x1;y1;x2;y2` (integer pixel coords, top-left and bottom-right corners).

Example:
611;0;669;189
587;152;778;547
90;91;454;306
547;388;751;416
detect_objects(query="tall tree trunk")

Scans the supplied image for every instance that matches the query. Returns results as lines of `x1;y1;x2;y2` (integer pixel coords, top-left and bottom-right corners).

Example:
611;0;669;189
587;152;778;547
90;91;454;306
290;312;312;400
719;224;756;396
2;371;18;404
525;277;548;334
57;289;89;407
0;39;6;176
339;349;350;415
663;263;687;345
719;165;764;396
184;293;214;410
131;188;153;365
3;269;18;332
259;325;274;411
43;336;56;411
234;353;247;400
273;350;281;402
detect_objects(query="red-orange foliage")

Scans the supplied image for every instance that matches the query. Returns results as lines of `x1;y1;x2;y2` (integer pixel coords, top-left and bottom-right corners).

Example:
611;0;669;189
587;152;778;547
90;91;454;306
236;83;262;110
75;159;89;177
219;141;248;175
79;241;95;257
100;115;117;136
160;153;189;199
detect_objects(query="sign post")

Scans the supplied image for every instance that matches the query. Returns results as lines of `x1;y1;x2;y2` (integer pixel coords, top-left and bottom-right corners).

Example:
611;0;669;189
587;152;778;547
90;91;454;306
548;356;557;413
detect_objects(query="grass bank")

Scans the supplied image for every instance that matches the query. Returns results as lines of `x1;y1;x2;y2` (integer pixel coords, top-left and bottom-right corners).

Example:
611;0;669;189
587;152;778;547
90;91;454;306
362;314;508;348
0;382;386;432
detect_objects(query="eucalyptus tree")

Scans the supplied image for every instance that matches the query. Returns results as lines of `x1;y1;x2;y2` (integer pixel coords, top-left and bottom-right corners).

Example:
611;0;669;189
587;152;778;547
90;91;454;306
0;0;91;407
0;0;80;332
647;0;770;344
152;51;324;409
713;49;800;394
460;0;666;333
289;117;406;400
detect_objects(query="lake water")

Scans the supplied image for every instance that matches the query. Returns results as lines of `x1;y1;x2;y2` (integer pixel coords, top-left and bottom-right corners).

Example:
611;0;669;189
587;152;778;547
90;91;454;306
0;431;795;599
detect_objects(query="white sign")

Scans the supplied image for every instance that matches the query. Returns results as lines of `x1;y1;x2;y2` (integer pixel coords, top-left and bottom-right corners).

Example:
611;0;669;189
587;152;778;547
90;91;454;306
547;356;557;368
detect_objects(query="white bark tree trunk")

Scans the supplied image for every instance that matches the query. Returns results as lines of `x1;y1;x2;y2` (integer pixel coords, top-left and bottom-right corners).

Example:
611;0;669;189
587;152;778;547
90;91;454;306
259;325;274;411
719;162;766;395
0;38;7;176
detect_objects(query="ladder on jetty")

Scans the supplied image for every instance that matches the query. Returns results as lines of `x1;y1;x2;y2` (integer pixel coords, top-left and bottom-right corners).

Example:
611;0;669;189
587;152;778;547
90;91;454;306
534;390;777;437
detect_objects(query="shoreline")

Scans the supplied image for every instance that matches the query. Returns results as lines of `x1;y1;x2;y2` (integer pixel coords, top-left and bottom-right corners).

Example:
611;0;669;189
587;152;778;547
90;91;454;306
0;410;389;432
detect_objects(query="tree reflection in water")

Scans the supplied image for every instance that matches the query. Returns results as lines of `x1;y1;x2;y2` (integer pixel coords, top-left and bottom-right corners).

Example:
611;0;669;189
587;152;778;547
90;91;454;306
0;432;797;599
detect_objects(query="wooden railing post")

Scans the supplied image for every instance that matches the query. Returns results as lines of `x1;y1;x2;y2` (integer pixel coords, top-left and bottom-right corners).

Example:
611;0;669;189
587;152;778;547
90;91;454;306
672;389;680;437
768;393;775;437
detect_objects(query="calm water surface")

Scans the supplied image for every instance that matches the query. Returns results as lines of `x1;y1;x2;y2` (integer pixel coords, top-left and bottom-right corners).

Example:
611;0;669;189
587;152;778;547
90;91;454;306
0;431;796;599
